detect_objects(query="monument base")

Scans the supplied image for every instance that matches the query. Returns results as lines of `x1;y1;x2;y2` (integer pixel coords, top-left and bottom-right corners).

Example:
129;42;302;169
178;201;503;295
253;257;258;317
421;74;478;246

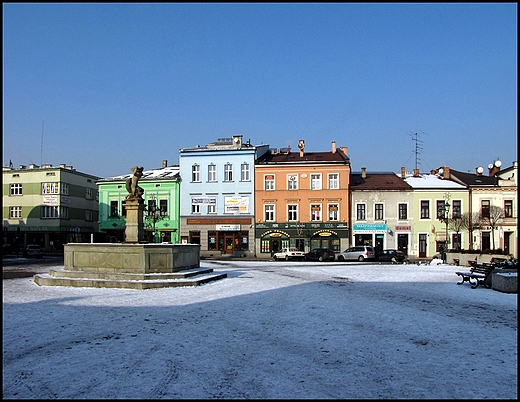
34;243;227;289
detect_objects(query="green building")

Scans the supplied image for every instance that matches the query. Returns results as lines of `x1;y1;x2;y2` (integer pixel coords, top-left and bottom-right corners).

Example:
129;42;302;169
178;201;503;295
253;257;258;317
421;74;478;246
96;163;180;244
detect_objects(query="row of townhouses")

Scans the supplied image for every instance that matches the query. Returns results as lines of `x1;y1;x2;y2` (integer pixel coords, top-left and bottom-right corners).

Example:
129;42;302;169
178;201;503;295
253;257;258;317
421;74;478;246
3;135;518;260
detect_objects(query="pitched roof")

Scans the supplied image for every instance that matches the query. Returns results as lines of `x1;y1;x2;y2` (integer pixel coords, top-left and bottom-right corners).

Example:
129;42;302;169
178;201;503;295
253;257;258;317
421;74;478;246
98;165;180;182
448;168;498;187
351;173;412;190
256;150;350;165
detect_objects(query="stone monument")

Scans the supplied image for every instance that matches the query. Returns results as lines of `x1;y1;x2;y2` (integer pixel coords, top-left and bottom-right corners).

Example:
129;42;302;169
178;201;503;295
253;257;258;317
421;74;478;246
122;166;145;243
33;165;226;289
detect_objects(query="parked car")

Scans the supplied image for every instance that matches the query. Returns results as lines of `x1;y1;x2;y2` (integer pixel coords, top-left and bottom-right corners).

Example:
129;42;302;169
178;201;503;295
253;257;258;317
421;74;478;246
376;249;406;263
305;248;335;262
23;244;43;258
273;247;306;261
337;246;376;262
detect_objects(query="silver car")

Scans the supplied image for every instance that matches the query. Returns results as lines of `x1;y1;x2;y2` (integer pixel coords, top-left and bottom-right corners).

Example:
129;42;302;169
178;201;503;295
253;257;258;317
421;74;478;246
337;246;375;262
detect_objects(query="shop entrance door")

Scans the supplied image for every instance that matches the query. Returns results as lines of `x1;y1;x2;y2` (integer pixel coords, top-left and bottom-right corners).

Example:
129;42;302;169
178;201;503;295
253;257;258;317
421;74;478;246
397;234;408;255
224;235;234;254
419;234;427;258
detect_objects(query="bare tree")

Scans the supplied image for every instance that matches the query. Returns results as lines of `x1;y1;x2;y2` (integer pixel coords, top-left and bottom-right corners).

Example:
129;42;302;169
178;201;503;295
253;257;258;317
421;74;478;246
448;217;464;250
459;212;483;250
484;205;504;250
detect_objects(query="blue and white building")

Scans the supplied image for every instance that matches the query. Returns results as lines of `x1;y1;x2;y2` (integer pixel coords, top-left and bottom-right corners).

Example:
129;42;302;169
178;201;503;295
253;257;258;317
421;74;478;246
179;135;269;257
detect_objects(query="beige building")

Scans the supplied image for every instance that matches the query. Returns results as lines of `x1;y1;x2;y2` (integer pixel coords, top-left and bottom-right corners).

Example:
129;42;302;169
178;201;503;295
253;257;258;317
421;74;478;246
2;163;100;251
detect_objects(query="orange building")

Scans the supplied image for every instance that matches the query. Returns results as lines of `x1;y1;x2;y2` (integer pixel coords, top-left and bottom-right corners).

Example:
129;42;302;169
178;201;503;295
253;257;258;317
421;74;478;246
254;140;351;259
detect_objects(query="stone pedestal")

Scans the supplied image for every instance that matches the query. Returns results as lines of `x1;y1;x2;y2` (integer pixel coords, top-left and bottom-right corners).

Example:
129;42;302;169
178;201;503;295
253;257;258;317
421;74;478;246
491;270;517;293
123;198;145;243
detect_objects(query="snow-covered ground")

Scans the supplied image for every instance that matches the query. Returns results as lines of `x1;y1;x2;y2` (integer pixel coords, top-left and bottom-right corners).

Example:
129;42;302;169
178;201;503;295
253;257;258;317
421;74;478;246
3;260;517;399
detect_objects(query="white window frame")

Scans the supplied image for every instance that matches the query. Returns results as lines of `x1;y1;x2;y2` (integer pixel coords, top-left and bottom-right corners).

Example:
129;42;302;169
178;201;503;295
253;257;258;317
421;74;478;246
374;203;384;221
10;206;22;219
241;163;250;181
264;204;275;221
10;183;22;196
310;174;322;190
224;163;233;182
192;164;200;182
264;174;275;190
208;164;217;182
287;204;298;221
287;174;298;190
328;173;339;189
356;203;366;221
328;203;339;221
310;204;322;221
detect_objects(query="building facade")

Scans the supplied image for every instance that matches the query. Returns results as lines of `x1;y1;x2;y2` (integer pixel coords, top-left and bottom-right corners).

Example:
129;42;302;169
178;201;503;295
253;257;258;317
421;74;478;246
96;163;180;243
254;140;351;259
350;168;414;255
2;163;100;251
179;135;269;258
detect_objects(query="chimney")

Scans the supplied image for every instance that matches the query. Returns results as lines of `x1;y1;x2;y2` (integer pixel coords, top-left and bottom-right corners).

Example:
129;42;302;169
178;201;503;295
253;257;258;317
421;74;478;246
331;141;336;153
401;166;406;179
413;168;420;177
361;167;367;179
443;166;450;180
476;166;484;176
162;160;168;168
298;139;305;157
340;146;348;156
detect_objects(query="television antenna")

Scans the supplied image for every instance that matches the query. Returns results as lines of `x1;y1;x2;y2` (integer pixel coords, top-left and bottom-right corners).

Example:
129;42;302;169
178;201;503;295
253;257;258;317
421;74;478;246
40;120;44;166
408;131;426;171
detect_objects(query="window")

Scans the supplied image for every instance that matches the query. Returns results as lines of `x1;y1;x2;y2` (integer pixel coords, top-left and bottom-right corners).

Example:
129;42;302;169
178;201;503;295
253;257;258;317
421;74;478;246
85;209;93;221
10;206;22;219
436;200;447;220
398;203;407;220
356;204;366;221
241;163;250;181
41;206;59;218
481;200;490;219
191;203;200;214
328;173;339;189
265;205;275;221
160;199;168;216
207;204;216;214
504;200;513;218
192;164;200;182
42;182;59;194
264;175;275;190
310;174;322;190
420;200;430;219
147;199;157;216
375;204;384;220
287;174;298;190
310;204;322;221
224;163;233;181
60;206;69;219
110;201;119;217
10;183;22;196
288;205;298;221
328;203;339;221
86;188;94;200
452;200;461;219
61;183;69;195
208;164;217;182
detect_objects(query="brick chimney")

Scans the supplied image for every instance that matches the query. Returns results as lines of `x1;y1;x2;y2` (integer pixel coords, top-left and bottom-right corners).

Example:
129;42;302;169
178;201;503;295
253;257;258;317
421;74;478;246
340;146;348;156
401;166;406;179
413;168;420;177
361;167;367;179
162;160;168;168
443;166;450;180
331;141;336;153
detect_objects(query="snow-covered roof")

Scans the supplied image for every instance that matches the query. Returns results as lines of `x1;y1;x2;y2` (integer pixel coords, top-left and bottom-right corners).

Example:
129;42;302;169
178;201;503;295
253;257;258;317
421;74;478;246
403;173;467;189
98;166;180;182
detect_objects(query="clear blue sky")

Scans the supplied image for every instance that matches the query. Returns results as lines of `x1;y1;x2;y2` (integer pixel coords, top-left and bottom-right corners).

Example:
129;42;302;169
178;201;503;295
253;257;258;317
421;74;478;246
3;3;517;178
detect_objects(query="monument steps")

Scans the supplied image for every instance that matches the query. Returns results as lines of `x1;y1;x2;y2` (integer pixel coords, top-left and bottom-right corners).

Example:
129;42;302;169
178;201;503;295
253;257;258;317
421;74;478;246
33;268;227;290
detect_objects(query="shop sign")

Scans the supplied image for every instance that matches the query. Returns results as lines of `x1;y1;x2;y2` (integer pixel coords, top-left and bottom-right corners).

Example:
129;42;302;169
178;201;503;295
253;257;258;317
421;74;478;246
353;223;387;232
224;196;249;213
43;195;58;205
216;224;240;231
191;196;216;205
395;225;411;231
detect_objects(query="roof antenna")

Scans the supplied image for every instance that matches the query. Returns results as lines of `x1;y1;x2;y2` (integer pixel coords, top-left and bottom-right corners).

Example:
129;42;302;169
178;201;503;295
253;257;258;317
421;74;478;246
40;120;44;166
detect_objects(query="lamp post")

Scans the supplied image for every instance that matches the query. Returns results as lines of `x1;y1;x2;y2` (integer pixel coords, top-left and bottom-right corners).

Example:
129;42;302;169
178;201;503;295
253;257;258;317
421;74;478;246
438;194;451;262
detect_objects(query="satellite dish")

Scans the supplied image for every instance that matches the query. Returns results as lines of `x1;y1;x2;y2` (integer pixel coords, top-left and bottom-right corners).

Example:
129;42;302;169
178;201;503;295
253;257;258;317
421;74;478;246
488;163;494;169
438;168;444;174
233;137;240;143
494;160;502;167
477;166;484;174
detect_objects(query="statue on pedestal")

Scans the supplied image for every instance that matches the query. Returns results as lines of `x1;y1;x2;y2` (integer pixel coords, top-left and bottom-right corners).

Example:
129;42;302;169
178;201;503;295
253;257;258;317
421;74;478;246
125;166;144;199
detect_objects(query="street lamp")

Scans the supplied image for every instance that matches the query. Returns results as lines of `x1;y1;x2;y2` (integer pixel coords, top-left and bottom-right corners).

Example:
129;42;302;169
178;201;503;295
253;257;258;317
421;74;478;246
438;194;451;262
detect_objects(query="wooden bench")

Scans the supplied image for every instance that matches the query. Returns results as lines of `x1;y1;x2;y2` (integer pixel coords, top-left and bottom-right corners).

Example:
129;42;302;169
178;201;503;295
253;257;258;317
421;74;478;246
455;263;495;289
